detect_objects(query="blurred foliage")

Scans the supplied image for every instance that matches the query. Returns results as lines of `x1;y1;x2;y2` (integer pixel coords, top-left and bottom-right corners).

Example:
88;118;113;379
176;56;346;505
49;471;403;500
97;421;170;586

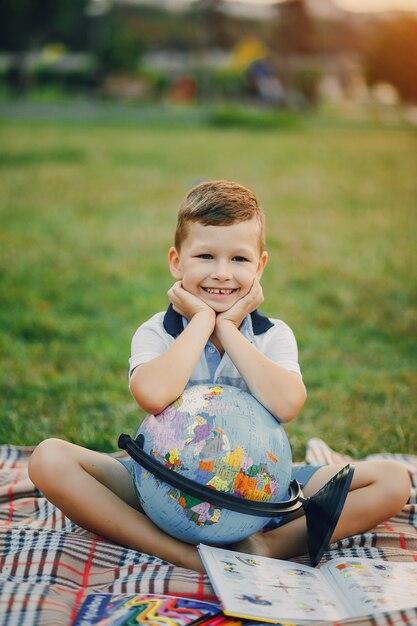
364;17;417;102
1;1;417;105
142;70;172;100
206;105;301;129
270;0;315;55
0;0;368;60
120;4;205;51
0;0;89;52
201;67;246;101
32;64;98;92
292;69;321;106
95;16;146;74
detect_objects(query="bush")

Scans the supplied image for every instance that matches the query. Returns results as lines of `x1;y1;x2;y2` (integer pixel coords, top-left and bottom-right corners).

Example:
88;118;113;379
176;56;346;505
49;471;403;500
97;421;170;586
206;104;301;129
209;67;246;100
32;64;98;92
292;69;321;107
96;17;145;75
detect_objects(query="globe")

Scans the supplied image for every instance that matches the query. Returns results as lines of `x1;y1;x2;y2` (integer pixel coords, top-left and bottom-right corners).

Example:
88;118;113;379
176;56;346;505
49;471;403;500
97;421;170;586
131;384;292;544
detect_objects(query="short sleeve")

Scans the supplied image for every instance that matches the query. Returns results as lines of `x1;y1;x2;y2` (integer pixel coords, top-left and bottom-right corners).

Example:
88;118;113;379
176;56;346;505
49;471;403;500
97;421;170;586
128;312;174;379
260;319;301;377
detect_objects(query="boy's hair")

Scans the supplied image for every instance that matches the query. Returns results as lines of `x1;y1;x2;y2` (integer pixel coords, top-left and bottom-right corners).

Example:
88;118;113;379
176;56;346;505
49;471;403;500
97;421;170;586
175;180;265;251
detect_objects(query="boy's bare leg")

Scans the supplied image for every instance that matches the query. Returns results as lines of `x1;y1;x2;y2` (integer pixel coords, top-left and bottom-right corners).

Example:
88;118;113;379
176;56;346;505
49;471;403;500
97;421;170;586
28;438;204;572
232;460;411;561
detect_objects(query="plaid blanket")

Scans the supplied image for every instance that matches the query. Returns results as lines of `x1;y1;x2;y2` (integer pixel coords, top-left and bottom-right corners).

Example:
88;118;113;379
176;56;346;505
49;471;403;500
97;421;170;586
1;439;416;626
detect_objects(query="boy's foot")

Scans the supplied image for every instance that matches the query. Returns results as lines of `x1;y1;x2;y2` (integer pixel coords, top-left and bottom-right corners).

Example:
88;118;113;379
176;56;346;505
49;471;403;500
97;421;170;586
225;465;355;567
226;532;272;559
177;544;205;572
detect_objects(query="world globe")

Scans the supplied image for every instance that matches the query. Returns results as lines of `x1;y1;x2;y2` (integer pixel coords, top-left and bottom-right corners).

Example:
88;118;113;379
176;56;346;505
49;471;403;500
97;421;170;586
131;384;293;544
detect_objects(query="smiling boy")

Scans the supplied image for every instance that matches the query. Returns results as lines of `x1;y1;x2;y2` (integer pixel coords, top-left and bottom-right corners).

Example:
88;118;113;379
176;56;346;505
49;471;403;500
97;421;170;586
130;185;305;423
29;180;410;572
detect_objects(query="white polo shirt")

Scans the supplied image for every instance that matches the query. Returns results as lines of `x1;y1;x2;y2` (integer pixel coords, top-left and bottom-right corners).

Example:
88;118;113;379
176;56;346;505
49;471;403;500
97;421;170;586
129;305;301;393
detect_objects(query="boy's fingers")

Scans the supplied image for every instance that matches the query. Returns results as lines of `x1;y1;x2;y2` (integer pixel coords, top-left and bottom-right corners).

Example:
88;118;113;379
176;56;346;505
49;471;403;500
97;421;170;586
168;281;182;293
223;285;263;324
167;282;185;302
251;278;262;296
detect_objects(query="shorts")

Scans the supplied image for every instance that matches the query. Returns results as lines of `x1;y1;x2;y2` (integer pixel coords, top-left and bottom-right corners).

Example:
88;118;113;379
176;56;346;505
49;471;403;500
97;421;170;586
115;457;323;530
264;464;323;530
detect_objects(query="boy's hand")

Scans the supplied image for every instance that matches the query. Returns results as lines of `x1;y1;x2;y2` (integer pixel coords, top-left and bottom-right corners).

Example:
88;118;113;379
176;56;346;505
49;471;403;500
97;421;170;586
216;278;264;330
168;281;215;324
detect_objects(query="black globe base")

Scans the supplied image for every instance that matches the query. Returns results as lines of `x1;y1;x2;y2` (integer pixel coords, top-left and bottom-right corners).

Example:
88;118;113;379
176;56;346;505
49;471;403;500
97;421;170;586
302;464;355;566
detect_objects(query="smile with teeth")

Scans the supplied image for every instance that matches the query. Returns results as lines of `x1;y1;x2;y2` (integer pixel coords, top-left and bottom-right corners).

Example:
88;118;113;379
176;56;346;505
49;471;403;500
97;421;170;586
203;287;237;295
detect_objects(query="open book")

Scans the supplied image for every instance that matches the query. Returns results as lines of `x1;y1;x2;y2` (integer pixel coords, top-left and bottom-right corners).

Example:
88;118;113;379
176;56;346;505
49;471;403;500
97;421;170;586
198;544;417;623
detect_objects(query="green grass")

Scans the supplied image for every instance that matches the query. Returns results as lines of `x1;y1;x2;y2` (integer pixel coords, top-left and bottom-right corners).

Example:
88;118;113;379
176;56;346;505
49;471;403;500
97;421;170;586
0;113;416;460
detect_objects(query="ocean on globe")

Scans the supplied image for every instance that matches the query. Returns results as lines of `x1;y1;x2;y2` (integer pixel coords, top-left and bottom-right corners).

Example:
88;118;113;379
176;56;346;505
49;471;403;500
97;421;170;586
131;384;292;544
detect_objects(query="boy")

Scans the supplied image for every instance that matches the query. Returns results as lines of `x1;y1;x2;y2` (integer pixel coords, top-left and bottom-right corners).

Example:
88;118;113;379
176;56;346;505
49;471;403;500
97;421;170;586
29;180;410;572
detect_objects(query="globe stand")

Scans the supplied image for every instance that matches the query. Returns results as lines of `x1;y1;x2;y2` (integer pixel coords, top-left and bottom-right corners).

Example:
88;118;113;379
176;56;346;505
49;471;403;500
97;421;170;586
118;433;354;567
301;464;354;566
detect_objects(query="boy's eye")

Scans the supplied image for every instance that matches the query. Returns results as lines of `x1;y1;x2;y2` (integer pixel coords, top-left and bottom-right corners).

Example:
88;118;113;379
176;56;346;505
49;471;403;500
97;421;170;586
196;254;213;260
233;256;248;262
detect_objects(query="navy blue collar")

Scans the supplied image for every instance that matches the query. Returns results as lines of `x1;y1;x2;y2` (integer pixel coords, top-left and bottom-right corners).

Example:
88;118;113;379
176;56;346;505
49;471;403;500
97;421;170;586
163;303;274;338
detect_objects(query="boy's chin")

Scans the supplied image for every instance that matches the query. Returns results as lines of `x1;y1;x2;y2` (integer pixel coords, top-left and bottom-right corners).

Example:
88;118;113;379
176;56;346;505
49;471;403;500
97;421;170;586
207;302;238;315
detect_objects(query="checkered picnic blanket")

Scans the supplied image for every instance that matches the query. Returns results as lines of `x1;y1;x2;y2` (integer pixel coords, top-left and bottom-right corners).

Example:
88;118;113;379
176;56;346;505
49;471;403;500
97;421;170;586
1;439;416;626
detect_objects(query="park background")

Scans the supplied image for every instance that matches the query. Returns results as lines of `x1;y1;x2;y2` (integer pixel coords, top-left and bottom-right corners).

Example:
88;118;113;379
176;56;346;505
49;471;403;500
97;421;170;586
0;0;416;460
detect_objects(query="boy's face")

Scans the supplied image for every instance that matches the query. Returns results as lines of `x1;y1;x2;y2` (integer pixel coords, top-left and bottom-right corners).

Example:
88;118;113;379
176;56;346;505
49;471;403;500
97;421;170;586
168;218;268;313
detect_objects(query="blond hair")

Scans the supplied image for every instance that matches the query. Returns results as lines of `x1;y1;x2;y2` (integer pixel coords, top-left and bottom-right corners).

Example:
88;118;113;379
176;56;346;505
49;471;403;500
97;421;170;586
174;180;265;251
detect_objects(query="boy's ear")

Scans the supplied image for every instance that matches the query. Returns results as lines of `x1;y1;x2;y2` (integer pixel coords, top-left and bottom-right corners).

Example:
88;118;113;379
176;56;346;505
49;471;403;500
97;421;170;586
168;246;183;280
256;251;268;279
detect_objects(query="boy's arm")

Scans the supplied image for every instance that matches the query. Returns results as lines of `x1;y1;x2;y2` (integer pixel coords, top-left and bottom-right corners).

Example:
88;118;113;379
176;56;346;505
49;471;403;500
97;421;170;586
130;283;215;415
215;280;306;423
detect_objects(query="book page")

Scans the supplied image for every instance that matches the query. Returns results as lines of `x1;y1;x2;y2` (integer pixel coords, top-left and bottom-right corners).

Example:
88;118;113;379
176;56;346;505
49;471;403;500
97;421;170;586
321;558;417;616
198;545;351;623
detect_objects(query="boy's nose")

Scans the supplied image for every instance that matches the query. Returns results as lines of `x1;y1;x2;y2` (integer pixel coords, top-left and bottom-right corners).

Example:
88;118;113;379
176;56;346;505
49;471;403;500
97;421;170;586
211;261;232;281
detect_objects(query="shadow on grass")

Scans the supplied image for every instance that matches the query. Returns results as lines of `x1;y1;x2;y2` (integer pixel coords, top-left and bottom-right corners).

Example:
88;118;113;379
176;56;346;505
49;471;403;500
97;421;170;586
0;148;85;166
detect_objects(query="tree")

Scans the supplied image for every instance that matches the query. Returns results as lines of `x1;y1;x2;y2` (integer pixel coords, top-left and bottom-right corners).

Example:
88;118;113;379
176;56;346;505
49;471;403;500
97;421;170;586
0;0;89;52
365;17;417;103
95;15;145;74
270;0;316;55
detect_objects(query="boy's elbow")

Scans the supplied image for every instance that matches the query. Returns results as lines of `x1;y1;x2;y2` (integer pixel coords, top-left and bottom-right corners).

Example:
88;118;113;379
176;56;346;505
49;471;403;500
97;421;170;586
129;369;172;416
142;402;167;417
278;383;307;423
277;406;299;424
130;384;166;416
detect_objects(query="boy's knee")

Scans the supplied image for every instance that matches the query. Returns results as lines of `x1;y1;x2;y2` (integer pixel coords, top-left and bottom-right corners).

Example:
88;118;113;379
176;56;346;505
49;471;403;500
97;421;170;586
378;460;411;511
28;438;71;490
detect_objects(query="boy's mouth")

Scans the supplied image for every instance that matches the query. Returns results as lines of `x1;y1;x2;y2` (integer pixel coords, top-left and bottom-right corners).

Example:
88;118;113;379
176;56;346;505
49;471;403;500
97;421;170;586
202;287;237;296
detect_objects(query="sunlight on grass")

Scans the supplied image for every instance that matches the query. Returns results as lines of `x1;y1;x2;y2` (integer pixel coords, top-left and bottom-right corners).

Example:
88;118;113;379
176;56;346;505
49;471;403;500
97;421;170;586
0;119;416;459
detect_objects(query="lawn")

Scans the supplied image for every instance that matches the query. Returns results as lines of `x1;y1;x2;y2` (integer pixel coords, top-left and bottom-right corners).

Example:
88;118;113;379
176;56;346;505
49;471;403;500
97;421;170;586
0;112;416;460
